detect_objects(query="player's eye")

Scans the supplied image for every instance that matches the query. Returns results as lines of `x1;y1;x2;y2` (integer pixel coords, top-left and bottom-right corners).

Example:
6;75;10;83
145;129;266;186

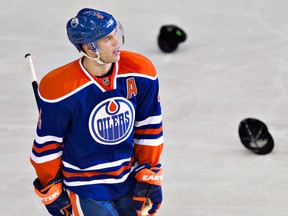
103;36;111;42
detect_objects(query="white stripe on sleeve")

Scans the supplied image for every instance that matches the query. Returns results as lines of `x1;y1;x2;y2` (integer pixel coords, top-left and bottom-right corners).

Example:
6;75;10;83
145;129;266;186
134;115;162;127
35;134;63;144
30;151;63;164
134;136;164;146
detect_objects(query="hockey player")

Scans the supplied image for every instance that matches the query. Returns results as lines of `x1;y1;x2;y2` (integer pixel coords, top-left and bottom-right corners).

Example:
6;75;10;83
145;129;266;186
30;8;164;216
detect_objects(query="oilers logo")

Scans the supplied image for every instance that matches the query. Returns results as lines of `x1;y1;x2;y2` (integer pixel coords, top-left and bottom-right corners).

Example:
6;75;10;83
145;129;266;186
89;97;135;145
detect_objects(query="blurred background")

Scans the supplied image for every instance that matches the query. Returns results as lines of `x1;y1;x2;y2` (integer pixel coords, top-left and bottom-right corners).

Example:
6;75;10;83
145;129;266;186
2;0;288;215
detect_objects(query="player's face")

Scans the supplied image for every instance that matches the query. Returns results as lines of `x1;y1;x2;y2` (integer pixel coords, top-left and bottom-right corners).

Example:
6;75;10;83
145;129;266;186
97;29;121;63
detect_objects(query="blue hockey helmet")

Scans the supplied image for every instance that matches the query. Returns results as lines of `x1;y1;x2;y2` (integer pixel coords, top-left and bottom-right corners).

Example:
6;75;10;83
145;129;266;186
66;8;118;52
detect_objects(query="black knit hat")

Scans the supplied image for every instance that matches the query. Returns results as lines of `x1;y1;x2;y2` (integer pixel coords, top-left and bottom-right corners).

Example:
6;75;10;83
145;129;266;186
238;118;274;155
158;25;187;53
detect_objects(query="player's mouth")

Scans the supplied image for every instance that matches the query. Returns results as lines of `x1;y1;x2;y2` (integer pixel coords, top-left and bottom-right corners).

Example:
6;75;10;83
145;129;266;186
113;48;120;55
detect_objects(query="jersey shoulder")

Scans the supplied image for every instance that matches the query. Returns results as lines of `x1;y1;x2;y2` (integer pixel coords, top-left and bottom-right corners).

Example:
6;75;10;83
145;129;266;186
118;50;157;77
39;59;90;100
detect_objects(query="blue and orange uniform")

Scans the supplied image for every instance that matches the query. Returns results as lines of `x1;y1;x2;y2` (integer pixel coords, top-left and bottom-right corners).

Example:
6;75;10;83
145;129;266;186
30;50;164;213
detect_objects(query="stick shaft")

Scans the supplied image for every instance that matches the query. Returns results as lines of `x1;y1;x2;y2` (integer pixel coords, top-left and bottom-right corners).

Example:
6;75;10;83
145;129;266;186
25;53;39;108
25;53;37;82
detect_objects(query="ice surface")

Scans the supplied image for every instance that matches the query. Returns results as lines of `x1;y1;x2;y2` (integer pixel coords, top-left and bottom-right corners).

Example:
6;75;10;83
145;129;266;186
2;0;288;215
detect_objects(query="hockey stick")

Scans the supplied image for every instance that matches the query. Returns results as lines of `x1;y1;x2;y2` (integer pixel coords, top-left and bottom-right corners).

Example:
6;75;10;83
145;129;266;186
25;53;39;109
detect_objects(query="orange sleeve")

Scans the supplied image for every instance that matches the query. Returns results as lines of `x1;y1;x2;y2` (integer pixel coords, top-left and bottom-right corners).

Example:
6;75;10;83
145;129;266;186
30;156;62;187
134;144;163;167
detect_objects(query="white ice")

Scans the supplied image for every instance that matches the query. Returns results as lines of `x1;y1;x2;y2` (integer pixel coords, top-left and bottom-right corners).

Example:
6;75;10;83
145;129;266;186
2;0;288;215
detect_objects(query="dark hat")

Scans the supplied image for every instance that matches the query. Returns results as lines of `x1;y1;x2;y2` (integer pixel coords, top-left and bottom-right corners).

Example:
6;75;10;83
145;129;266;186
158;25;187;53
238;118;274;155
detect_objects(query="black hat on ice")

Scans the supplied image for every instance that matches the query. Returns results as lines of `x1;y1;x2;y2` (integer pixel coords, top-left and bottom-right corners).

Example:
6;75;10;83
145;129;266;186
238;118;274;155
158;25;187;53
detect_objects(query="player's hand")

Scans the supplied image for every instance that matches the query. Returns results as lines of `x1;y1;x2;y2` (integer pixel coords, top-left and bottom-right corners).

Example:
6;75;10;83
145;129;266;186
33;177;72;216
133;164;163;215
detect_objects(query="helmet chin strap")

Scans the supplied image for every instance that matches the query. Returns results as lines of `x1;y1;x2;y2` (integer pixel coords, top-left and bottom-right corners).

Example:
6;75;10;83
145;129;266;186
80;51;106;65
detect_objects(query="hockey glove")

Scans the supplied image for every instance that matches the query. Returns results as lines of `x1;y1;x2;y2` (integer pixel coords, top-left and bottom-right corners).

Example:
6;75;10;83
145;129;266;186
133;164;163;215
33;177;72;216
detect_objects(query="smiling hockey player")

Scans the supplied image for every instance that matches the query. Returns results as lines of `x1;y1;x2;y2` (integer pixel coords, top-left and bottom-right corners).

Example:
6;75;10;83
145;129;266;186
30;8;164;216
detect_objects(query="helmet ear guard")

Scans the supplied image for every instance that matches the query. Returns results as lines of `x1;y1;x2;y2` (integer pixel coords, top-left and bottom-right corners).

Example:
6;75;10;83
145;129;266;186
87;42;98;53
